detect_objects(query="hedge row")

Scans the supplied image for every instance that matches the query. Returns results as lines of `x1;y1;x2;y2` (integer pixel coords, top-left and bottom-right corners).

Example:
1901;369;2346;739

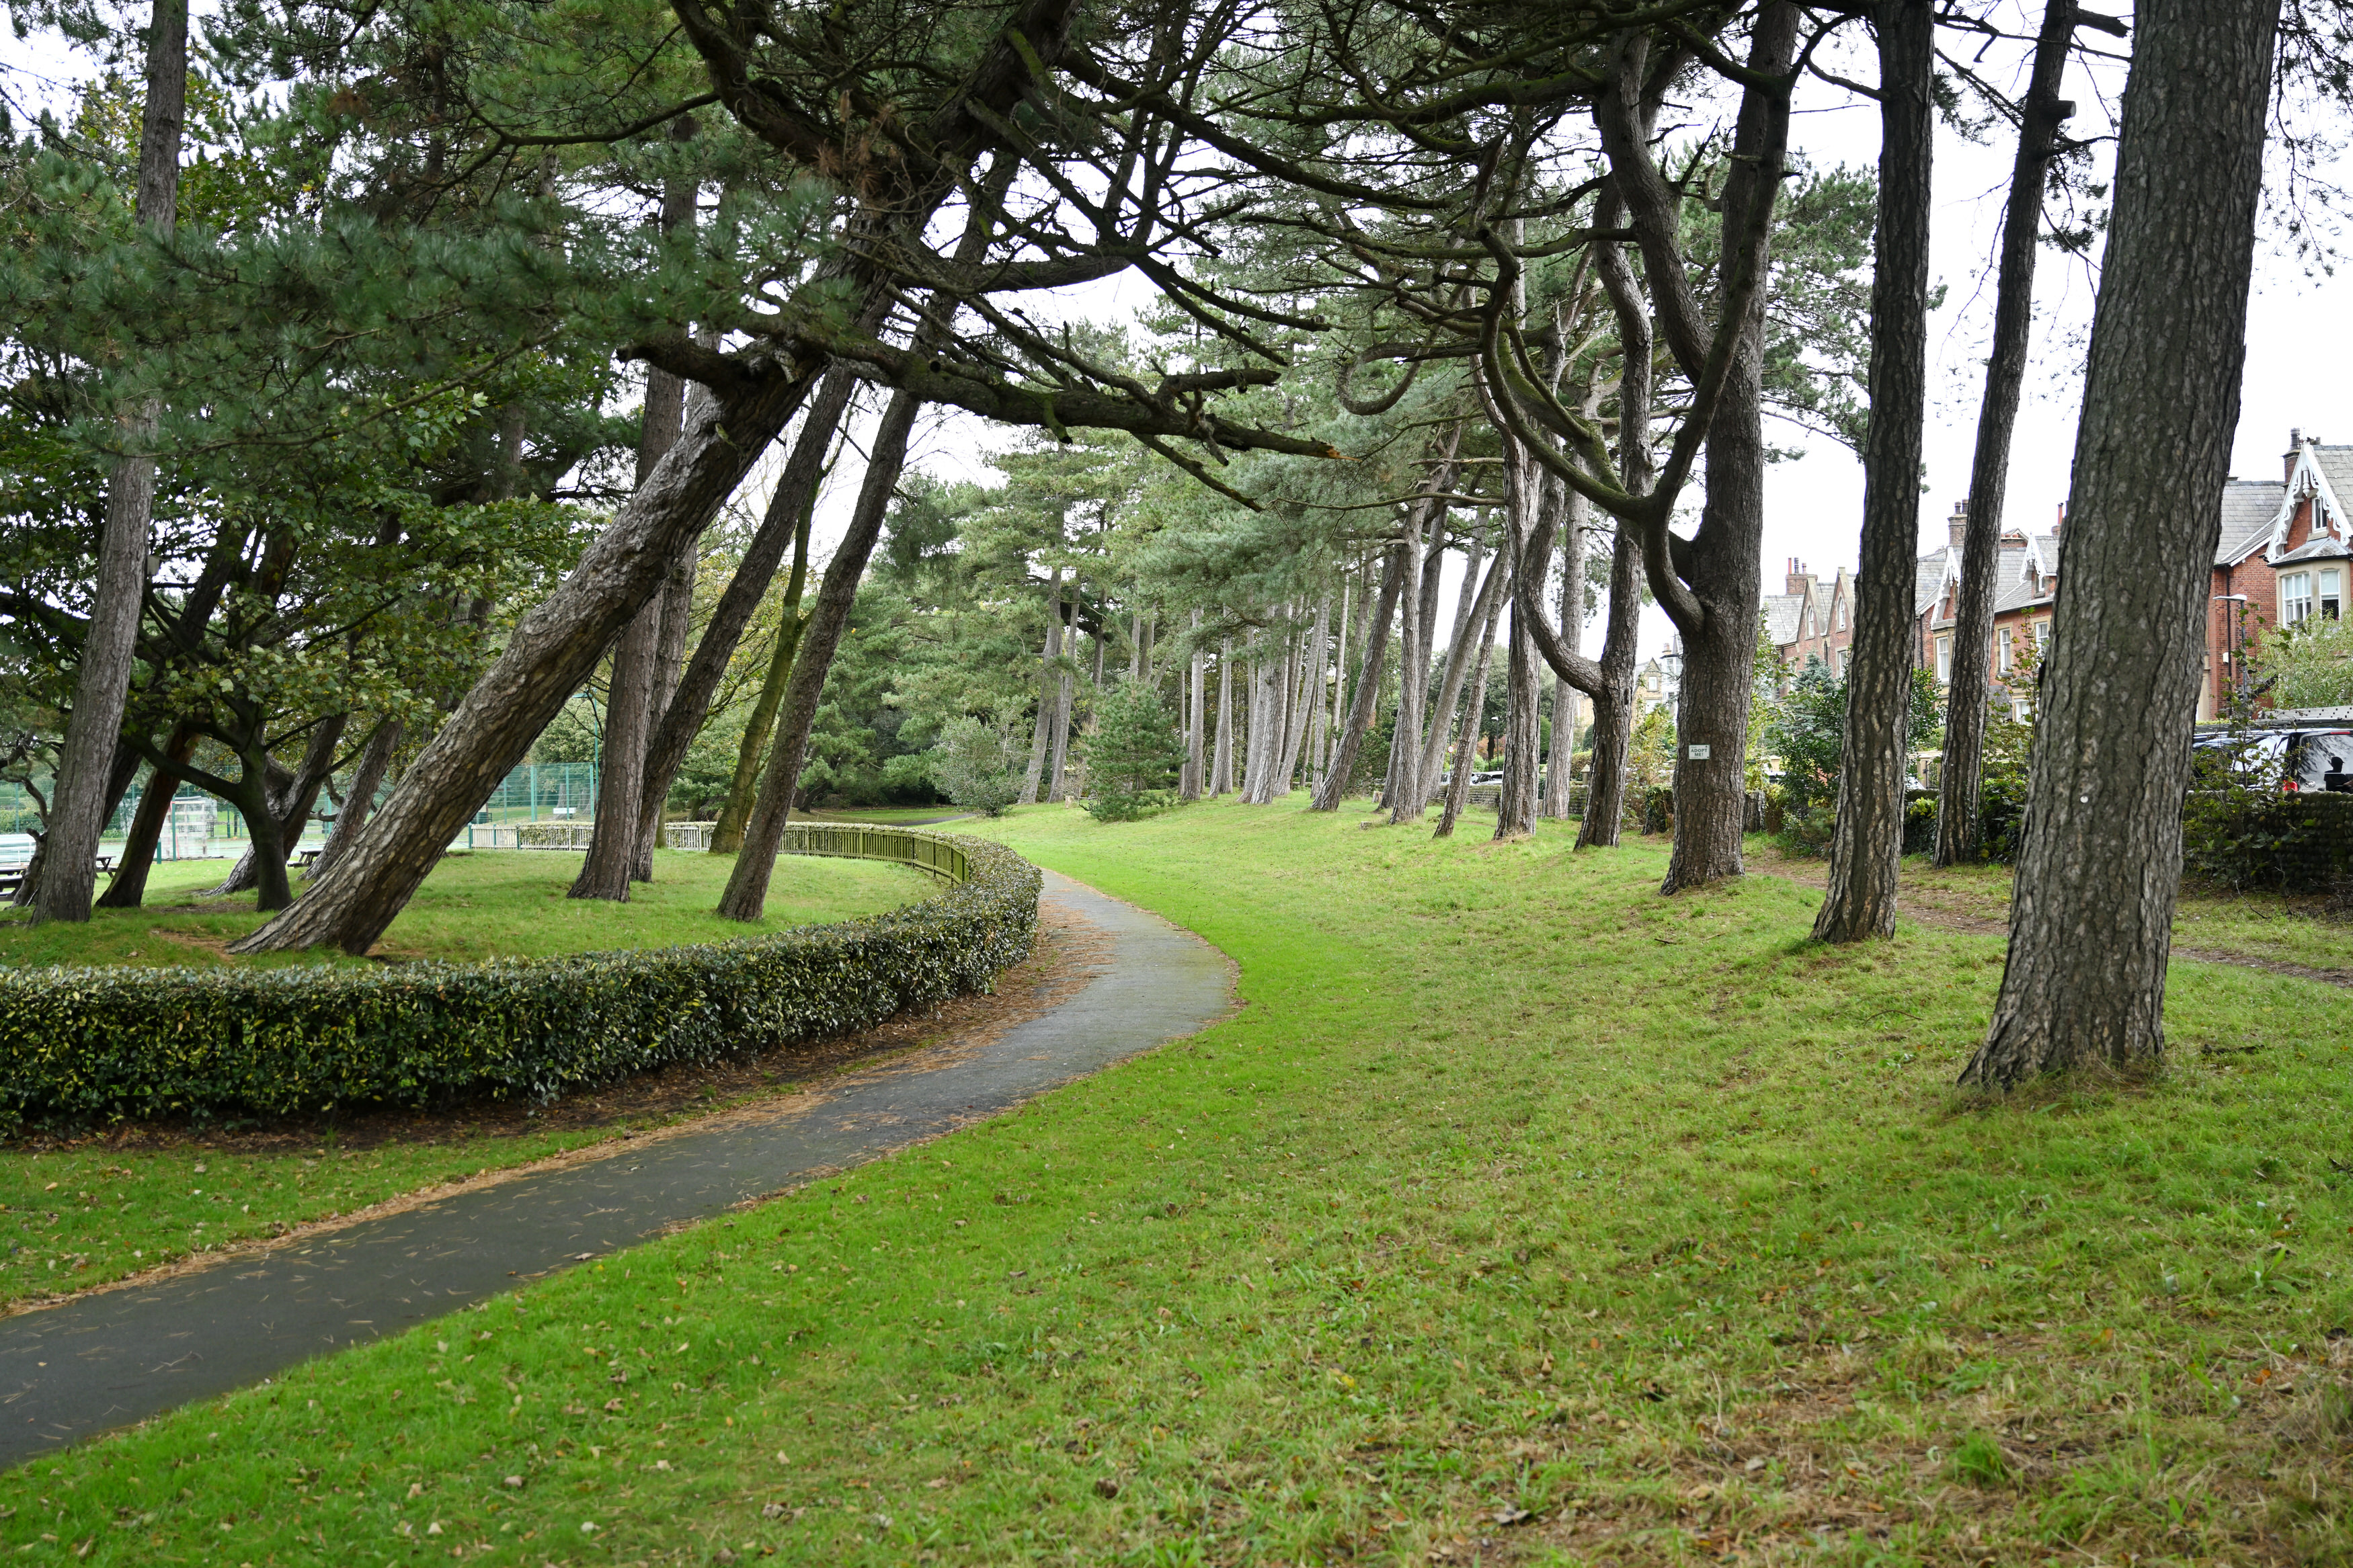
0;829;1040;1130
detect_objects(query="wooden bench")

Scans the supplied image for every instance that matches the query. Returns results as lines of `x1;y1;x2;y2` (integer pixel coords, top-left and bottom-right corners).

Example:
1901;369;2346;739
292;848;322;872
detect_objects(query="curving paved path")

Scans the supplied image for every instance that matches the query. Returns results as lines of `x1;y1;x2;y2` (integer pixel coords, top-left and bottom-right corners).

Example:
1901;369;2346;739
0;870;1231;1468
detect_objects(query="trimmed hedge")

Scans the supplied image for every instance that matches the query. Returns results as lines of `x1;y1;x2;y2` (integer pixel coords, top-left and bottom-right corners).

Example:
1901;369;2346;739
0;827;1039;1130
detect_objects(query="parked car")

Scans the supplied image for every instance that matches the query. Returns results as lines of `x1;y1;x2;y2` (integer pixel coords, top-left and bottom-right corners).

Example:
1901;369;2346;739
2191;724;2353;792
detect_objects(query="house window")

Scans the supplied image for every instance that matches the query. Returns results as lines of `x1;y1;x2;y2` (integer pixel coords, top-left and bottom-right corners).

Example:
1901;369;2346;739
2284;571;2315;624
1831;649;1843;677
2011;697;2031;723
2325;568;2343;620
2032;620;2050;651
1997;628;2013;673
1936;634;1952;684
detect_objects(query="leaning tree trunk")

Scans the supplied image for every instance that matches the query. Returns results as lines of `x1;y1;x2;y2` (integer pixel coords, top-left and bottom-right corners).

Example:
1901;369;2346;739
649;368;856;856
36;0;186;924
1416;528;1490;807
228;366;825;955
1579;528;1643;845
1936;0;2082;867
1964;0;2281;1087
94;723;196;909
712;487;815;854
1313;542;1408;811
1436;565;1505;840
573;344;693;901
1814;0;1935;943
312;717;401;878
717;382;926;921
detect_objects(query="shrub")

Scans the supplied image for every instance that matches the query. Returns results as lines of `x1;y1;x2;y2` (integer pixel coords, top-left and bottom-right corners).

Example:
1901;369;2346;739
1902;795;1938;856
1082;679;1183;822
924;716;1025;817
0;829;1039;1131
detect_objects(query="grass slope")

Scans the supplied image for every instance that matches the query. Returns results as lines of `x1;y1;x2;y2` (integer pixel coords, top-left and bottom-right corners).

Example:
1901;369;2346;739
0;850;924;970
0;851;926;1309
13;800;2353;1566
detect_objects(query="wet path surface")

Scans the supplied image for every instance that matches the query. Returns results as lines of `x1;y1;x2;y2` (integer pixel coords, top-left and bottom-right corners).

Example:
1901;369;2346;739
0;871;1231;1467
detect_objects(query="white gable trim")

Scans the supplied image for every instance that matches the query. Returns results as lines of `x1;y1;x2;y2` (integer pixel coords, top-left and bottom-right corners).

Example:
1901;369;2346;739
2260;446;2350;565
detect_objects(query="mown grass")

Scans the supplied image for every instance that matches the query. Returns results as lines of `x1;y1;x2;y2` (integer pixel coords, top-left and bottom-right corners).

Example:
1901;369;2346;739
0;849;926;970
12;799;2353;1565
0;850;928;1309
1872;854;2353;972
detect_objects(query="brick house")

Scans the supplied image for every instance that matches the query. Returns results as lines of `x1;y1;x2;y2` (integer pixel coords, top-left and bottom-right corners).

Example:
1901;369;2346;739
1911;500;2063;716
2204;433;2353;718
1761;561;1853;682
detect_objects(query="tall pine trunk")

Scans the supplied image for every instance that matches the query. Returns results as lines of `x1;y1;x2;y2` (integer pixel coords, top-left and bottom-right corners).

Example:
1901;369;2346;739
1936;0;2086;866
1814;0;1935;942
1415;528;1490;807
1544;475;1581;820
36;0;186;923
1313;544;1407;811
1182;610;1205;799
1020;566;1064;804
1211;640;1234;796
1495;458;1540;838
1436;563;1505;839
717;382;926;920
573;346;692;900
711;487;815;854
1964;0;2281;1086
645;369;856;856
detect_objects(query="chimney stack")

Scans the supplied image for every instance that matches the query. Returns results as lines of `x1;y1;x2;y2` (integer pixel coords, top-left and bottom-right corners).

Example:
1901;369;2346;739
2290;429;2306;481
2054;503;2065;534
1948;499;1968;550
1786;559;1812;597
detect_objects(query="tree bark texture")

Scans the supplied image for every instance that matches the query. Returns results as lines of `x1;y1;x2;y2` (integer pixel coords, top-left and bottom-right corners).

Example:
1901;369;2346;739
1965;0;2281;1087
1814;0;1936;942
1496;585;1541;837
1211;640;1234;796
717;382;925;921
651;369;855;855
313;718;401;878
36;0;187;923
93;723;196;909
1544;474;1580;820
1021;567;1064;804
206;718;346;903
1937;0;2079;867
1313;544;1407;811
1417;528;1490;807
711;484;816;854
1436;561;1507;840
1386;510;1433;821
1654;6;1796;893
1182;610;1204;799
572;354;692;901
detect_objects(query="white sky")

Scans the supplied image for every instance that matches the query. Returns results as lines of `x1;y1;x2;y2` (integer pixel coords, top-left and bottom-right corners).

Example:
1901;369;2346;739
12;4;2348;667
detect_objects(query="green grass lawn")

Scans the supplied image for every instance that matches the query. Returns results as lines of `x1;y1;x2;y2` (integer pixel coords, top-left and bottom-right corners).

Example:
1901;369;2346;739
0;850;932;1311
0;848;928;970
17;800;2351;1565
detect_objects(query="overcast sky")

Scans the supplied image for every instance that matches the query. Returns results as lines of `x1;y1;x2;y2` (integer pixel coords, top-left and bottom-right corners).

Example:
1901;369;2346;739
9;4;2347;667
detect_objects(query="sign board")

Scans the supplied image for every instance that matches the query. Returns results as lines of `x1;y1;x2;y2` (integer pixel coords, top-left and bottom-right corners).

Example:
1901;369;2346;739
1687;743;1712;760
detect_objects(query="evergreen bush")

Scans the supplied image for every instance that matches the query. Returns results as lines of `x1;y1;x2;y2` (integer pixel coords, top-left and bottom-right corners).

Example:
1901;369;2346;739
1082;680;1183;822
0;831;1039;1130
924;716;1026;817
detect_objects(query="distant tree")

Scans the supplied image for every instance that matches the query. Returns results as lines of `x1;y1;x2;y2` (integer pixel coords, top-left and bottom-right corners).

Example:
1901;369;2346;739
2258;616;2353;710
1082;681;1183;823
925;717;1025;818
